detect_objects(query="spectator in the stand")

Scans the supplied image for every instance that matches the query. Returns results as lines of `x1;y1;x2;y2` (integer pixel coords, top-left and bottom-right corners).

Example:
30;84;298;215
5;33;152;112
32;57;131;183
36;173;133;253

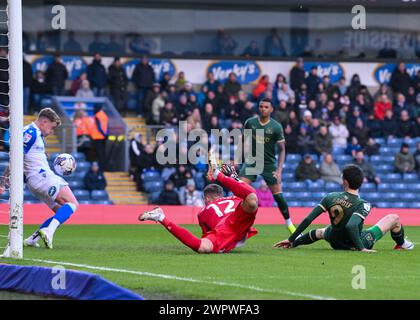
289;58;305;92
406;86;417;108
129;34;152;54
390;63;412;96
393;93;408;117
354;151;381;185
264;28;287;57
70;72;87;96
90;105;109;171
84;161;107;192
414;142;420;176
394;143;415;174
187;108;202;129
295;154;320;187
157;180;181;205
284;124;299;154
75;80;95;99
30;71;51;112
105;34;124;55
169;164;193;189
202;103;215;133
160;101;178;126
132;55;155;116
320;153;342;185
87;53;107;97
305;66;320;100
254;180;274;207
63;31;82;52
276;83;295;104
176;94;192;121
224;72;242;98
252;75;270;100
414;70;420;93
212;29;237;56
150;84;166;124
88;32;107;54
297;125;314;155
73;108;94;161
397;110;413;138
287;110;300;132
346;74;361;102
159;72;172;92
239;100;255;124
128;133;144;178
414;116;420;137
337;76;348;96
314;125;333;156
242;40;260;57
374;83;393;102
346;136;362;157
382;109;398;139
175;71;187;91
203;71;220;93
377;41;397;59
180;179;204;207
108;57;128;115
329;116;349;149
322;75;340;99
374;94;392;121
45;53;68;95
363;137;381;156
23;57;33;114
272;100;289;127
351;118;369;147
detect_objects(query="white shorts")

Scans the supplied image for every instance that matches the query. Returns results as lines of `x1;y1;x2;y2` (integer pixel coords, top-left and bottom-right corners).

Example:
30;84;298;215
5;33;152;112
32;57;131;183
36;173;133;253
26;172;69;209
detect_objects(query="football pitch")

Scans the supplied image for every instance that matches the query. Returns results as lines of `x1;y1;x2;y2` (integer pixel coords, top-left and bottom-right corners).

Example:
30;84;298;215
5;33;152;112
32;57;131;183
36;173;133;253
1;224;419;300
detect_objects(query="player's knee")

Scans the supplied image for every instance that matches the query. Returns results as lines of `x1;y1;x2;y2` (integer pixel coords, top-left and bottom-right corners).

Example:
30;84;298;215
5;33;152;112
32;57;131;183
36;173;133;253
245;193;258;212
388;213;400;225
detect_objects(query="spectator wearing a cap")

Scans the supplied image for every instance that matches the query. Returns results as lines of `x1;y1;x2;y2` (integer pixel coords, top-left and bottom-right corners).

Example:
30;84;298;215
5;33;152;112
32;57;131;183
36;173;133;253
314;125;333;156
180;179;204;207
329;116;349;149
395;143;416;174
108;57;128;115
289;58;305;92
295;154;321;188
84;161;107;193
132;55;155;116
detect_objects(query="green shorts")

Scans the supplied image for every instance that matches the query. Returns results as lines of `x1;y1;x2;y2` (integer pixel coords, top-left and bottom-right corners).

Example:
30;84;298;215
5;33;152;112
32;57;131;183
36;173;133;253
238;163;278;186
324;225;383;250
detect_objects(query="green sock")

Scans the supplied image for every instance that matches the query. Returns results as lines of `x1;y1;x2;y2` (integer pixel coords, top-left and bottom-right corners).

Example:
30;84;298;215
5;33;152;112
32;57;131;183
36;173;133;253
273;193;290;220
292;230;319;248
391;225;405;246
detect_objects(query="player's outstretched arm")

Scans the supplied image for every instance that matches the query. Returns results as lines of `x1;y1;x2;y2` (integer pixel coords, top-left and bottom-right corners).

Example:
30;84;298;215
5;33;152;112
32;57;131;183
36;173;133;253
345;215;376;252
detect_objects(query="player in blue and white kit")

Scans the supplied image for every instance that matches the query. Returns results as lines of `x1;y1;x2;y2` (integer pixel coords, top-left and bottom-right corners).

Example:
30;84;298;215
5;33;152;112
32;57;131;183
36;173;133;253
0;108;79;249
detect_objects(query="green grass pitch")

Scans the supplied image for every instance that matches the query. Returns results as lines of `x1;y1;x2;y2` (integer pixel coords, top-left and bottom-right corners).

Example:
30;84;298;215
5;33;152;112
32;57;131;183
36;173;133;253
1;224;419;300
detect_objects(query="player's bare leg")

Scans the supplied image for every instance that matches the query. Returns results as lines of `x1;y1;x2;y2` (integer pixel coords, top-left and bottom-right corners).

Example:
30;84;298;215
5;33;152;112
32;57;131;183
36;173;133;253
269;183;296;234
139;207;213;253
374;214;414;250
38;186;79;249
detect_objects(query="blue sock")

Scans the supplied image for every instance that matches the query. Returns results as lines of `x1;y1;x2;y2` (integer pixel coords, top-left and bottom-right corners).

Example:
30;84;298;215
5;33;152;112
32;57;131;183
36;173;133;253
52;203;76;225
39;217;54;230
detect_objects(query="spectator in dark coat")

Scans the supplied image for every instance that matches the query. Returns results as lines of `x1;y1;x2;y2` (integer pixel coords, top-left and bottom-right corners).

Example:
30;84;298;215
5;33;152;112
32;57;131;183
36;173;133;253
45;53;68;95
87;53;108;97
157;180;181;205
132;55;155;116
394;143;415;174
108;57;128;115
242;40;260;57
314;125;333;156
168;164;193;189
223;72;242;98
23;57;33;114
284;124;299;154
414;142;420;176
352;118;370;147
363;138;380;156
295;154;320;184
31;71;52;112
305;66;320;100
297;126;315;155
289;57;305;92
160;102;178;126
382;110;398;139
390;63;412;96
84;161;107;192
397;110;413;138
354;151;381;185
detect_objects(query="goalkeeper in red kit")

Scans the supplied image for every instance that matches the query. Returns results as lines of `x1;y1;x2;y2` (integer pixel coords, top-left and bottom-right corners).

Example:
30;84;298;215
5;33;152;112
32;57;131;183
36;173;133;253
138;158;259;253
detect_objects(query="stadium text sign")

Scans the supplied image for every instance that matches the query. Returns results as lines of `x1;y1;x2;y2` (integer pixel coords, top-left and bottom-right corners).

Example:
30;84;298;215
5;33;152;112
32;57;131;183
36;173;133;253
207;60;261;84
304;62;345;83
123;58;176;81
374;63;420;84
30;55;87;80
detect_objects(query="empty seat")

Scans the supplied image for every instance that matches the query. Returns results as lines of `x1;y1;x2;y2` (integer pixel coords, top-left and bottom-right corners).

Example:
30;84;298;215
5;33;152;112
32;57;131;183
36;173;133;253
286;154;301;162
282;172;295;182
382;192;399;201
386;138;402;147
380;173;402;183
288;182;306;191
301;201;317;207
409;202;420;209
376;202;392;208
393;183;408;192
375;164;393;173
73;152;86;162
148;191;161;204
390;202;407;208
360;183;376;192
144;181;164;193
77;161;91;171
142;170;161;182
73;189;90;201
311;191;325;200
288;201;301;207
90;190;109;200
401;193;416;200
68;180;84;190
91;200;113;205
403;173;418;181
325;182;340;192
380;147;394;155
375;138;386;145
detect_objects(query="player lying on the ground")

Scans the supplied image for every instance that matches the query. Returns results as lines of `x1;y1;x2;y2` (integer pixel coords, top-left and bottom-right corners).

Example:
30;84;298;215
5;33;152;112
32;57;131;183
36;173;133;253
274;164;414;252
0;108;79;249
239;98;296;234
139;162;259;253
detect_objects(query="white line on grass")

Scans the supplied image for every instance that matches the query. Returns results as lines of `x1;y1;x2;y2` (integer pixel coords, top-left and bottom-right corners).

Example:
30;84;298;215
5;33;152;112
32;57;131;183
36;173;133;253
26;258;336;300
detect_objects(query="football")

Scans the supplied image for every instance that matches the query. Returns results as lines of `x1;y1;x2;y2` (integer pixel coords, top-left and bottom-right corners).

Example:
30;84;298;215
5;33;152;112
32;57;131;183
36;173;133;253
53;153;77;176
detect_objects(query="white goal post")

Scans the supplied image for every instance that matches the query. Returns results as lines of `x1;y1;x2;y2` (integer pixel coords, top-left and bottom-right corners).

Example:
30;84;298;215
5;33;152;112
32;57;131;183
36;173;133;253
2;0;23;259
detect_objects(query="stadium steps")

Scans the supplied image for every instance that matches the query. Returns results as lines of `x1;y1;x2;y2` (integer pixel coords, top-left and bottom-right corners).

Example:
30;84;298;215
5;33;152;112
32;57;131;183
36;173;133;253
24;115;61;154
104;171;148;205
123;116;155;145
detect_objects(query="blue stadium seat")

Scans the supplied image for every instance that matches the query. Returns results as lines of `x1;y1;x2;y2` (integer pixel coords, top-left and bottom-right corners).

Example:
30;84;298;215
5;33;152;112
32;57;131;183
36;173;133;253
311;192;324;200
403;138;417;148
77;161;91;171
24;200;42;204
408;183;420;191
90;200;113;205
299;192;312;199
369;155;382;163
386;138;402;148
148;191;161;204
375;138;386;145
335;154;352;163
364;192;381;202
282;172;294;182
142;170;161;182
390;202;407;209
380;173;402;183
288;182;306;192
309;180;324;190
332;147;345;155
288;201;301;207
68;180;84;190
78;200;92;205
72;171;87;180
90;190;109;200
393;183;408;192
378;183;391;192
403;173;418;181
73;152;86;162
301;201;317;207
286;154;301;162
376;202;392;208
380;147;395;156
360;183;376;192
409;202;420;209
73;189;90;201
401;193;416;201
325;182;340;192
144;181;164;193
375;164;393;173
0;191;9;200
0;162;8;175
382;192;399;202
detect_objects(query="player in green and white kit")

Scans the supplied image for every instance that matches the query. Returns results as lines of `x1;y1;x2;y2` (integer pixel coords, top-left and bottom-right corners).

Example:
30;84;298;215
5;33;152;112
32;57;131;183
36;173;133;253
275;164;414;252
239;98;296;234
